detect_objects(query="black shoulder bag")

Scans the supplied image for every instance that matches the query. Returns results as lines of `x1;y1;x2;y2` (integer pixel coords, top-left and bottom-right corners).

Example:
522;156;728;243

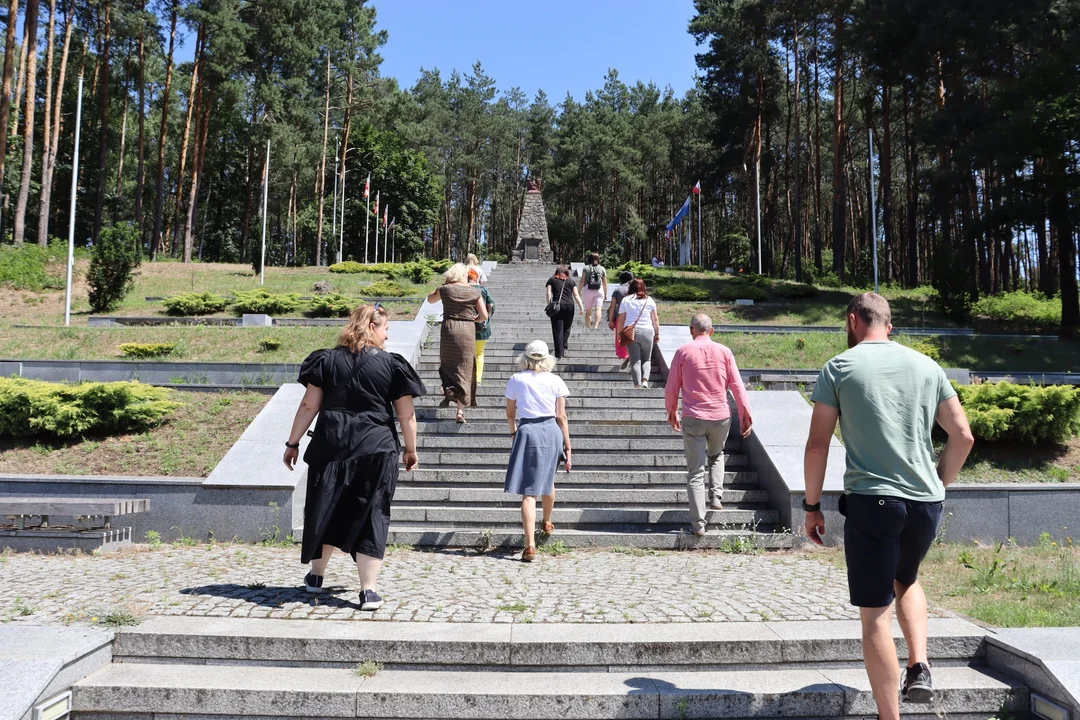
545;279;568;318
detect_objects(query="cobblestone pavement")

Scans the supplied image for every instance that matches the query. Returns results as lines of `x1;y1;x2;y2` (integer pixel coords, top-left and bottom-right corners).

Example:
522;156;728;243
0;544;948;625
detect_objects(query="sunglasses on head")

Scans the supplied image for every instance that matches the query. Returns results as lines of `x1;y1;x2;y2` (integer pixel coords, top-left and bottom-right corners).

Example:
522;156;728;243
374;302;382;310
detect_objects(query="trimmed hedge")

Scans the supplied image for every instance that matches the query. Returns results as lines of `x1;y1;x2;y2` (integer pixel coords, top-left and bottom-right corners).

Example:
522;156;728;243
956;381;1080;445
162;291;229;316
652;283;711;301
231;289;303;315
358;280;408;297
0;378;182;439
329;261;367;274
119;343;177;359
307;293;357;318
329;259;451;280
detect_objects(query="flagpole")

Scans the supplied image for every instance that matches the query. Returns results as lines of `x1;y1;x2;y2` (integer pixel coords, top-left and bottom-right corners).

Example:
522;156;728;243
383;204;389;263
364;176;370;264
259;139;270;284
869;127;879;293
64;76;85;327
331;140;339;264
374;191;380;263
698;186;703;268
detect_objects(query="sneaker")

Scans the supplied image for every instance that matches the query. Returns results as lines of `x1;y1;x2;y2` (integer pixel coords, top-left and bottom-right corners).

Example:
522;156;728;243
710;499;724;511
641;381;649;389
902;662;934;703
359;588;384;611
684;527;706;537
303;572;324;594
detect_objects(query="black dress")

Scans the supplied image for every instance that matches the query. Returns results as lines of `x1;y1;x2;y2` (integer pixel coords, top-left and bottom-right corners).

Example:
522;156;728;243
298;346;426;563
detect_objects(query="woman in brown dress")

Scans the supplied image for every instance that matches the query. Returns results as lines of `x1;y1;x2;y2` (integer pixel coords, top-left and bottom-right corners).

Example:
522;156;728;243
427;263;489;423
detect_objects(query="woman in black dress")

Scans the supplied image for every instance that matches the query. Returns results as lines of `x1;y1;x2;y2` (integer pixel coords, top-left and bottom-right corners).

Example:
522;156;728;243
283;304;425;611
545;266;585;359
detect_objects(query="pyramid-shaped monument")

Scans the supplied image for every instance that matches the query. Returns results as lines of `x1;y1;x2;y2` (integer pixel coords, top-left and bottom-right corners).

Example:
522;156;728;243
512;178;553;263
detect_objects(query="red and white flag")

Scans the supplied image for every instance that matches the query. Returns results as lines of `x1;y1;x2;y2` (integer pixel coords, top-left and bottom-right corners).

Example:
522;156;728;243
383;205;389;228
364;175;370;199
692;180;701;195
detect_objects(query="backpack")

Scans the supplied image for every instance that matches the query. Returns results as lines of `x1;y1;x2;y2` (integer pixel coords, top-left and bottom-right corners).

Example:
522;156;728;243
587;266;603;290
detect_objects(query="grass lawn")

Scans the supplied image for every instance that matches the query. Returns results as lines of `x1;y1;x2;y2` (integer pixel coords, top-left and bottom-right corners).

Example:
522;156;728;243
1;261;429;327
815;538;1080;626
0;390;269;477
954;436;1080;484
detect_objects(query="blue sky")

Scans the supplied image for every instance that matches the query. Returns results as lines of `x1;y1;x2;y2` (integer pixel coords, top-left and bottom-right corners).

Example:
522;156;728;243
170;0;702;101
375;0;702;100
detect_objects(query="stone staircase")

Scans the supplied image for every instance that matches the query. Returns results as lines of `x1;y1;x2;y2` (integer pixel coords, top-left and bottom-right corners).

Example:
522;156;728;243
71;615;1028;719
386;263;792;550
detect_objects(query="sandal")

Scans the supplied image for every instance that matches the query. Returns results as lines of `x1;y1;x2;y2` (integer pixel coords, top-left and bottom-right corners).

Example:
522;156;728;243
456;412;467;424
542;520;555;535
521;546;536;563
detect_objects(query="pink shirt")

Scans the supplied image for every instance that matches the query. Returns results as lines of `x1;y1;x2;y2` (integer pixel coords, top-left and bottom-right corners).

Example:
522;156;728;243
665;335;751;422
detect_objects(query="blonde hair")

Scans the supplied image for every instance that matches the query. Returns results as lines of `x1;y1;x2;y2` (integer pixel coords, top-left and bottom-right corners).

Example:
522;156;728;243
518;354;557;373
444;263;469;284
337;304;389;353
466;253;480;267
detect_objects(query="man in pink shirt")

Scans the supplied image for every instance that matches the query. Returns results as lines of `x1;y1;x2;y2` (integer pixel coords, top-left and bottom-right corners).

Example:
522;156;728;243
666;314;753;535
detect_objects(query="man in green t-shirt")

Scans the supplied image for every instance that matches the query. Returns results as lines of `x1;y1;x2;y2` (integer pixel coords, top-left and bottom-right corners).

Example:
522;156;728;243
803;292;974;720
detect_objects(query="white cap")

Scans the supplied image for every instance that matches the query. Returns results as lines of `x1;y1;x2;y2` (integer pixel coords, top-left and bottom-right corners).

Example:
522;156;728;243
524;340;550;360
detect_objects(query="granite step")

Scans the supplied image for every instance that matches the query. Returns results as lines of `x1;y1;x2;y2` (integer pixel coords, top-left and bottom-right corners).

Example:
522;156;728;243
419;383;667;395
419;371;634;382
388;506;778;527
394;486;770;506
73;661;1024;719
409;421;712;437
414;452;748;468
401;468;757;486
414;408;671;422
415;396;666;409
108;616;992;670
415;436;693;451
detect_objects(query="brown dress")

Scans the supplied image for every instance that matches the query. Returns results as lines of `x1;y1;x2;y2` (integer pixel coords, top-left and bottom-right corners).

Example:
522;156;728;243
439;283;482;406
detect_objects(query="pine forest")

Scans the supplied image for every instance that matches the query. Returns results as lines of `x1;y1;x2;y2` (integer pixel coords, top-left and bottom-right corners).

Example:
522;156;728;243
0;0;1077;332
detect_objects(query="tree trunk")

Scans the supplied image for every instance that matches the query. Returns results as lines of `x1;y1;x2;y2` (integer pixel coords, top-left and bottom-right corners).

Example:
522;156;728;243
30;0;56;245
112;90;128;224
150;0;177;259
134;0;147;238
12;0;40;245
880;84;893;283
36;0;71;246
170;24;203;257
11;21;29;140
182;89;211;263
337;71;354;257
91;0;112;241
831;11;846;280
0;0;20;225
812;27;823;274
314;53;331;266
1049;151;1079;337
904;82;919;287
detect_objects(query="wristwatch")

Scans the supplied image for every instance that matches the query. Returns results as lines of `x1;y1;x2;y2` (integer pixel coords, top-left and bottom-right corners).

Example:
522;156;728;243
801;499;821;512
285;441;300;449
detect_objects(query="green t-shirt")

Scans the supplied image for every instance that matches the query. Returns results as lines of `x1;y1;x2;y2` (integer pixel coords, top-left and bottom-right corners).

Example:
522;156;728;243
810;341;956;502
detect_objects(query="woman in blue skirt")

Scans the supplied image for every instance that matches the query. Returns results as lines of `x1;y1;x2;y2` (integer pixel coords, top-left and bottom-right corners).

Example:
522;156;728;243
504;340;573;562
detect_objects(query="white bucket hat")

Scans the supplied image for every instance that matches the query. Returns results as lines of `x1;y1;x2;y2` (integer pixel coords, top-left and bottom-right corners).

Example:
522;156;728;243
523;340;550;360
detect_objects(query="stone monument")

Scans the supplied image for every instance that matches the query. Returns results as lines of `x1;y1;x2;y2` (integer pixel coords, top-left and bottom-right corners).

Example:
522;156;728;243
511;177;553;263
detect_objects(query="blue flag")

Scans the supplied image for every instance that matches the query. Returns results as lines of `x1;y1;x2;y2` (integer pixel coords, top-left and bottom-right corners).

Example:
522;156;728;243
665;195;692;236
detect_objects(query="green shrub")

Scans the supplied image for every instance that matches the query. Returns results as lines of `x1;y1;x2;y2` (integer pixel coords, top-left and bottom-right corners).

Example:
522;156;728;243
307;293;357;318
358;280;407;297
162;291;229;316
258;339;283;352
0;243;72;291
402;262;434;284
715;280;769;302
770;282;818;300
972;292;1061;328
119;343;177;359
87;223;141;312
956;382;1080;445
909;340;942;362
231;289;302;315
329;261;366;274
652;283;711;301
0;378;182;439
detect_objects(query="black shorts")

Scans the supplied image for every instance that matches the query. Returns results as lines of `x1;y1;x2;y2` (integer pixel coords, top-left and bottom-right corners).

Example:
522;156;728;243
840;493;944;608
